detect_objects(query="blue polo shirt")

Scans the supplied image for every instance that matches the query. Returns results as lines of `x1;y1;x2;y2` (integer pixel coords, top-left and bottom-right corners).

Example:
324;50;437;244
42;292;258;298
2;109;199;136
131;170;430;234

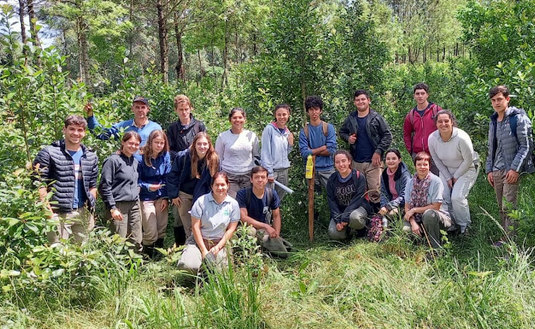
87;116;162;146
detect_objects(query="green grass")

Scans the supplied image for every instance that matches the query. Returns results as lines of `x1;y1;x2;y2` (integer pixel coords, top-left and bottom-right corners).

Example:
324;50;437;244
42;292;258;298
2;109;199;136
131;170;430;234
2;175;535;328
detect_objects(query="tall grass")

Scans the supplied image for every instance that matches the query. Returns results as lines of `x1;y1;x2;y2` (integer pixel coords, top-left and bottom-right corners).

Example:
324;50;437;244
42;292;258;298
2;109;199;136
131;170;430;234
2;175;535;328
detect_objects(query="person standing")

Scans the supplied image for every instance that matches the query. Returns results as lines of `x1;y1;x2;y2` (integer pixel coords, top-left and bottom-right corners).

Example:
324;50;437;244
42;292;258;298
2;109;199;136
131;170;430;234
166;94;206;161
33;115;98;244
298;96;337;190
403;83;443;175
261;104;294;200
428;110;478;235
135;130;171;257
339;89;392;211
167;132;220;245
166;95;207;247
215;108;260;198
486;85;534;245
84;96;161;146
99;132;143;251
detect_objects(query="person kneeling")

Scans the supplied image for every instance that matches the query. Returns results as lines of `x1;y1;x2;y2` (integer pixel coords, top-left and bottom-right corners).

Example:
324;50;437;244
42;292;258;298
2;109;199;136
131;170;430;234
177;172;240;275
327;150;372;240
404;152;453;249
237;166;291;258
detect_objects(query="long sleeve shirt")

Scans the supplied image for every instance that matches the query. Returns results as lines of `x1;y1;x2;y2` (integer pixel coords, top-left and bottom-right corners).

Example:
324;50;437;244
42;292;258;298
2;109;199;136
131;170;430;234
261;122;292;177
299;122;337;172
135;152;171;201
215;129;260;175
98;153;140;209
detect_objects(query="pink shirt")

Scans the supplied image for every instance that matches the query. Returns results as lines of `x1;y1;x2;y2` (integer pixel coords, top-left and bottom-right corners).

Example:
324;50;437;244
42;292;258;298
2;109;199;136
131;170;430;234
387;168;398;199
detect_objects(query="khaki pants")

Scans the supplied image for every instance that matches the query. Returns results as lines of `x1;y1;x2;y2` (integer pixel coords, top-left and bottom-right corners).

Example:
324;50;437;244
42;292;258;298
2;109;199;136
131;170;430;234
246;226;291;257
141;199;169;245
176;192;193;237
226;172;251;198
177;236;229;274
269;168;289;200
491;169;520;237
47;207;94;244
108;200;142;249
352;161;383;203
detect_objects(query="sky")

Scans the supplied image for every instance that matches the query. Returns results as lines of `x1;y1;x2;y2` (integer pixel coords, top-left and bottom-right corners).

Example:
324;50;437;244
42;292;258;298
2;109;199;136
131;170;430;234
3;0;54;47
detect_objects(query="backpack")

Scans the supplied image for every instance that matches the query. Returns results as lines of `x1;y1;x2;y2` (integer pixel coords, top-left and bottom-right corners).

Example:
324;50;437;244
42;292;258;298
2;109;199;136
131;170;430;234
409;103;439;126
508;111;535;169
303;121;328;140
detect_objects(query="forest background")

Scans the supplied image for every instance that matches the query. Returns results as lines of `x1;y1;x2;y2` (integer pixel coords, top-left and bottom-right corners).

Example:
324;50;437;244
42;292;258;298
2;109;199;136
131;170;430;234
1;0;535;328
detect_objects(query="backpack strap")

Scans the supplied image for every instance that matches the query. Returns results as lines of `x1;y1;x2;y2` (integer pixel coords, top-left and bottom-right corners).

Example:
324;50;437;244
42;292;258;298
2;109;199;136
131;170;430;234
192;120;201;135
245;187;252;209
322;121;328;137
410;107;417;126
266;187;273;208
304;121;328;147
509;113;518;139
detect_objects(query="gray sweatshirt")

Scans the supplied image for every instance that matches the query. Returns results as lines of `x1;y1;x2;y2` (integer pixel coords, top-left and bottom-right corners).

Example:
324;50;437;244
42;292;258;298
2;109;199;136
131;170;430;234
215;129;260;175
428;127;477;181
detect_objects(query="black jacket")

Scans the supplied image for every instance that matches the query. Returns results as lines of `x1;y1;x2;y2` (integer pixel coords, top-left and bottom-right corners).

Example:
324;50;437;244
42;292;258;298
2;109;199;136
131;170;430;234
166;116;206;160
33;140;98;213
339;109;392;158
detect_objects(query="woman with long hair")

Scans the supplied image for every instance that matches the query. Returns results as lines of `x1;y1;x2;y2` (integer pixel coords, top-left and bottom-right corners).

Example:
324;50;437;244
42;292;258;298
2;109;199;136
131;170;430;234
177;172;240;274
378;149;412;226
327;150;372;240
167;132;219;244
428;110;478;235
135;130;171;257
99;131;142;250
215;108;260;198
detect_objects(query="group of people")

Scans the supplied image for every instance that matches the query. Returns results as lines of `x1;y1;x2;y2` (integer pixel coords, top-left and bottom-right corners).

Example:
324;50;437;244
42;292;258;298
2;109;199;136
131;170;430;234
33;83;533;274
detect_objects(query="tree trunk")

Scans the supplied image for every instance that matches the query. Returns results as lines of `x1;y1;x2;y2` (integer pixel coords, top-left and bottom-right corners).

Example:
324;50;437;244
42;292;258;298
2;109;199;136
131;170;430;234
128;0;134;58
174;12;185;83
252;31;257;56
423;44;427;63
26;0;42;66
27;0;41;48
197;49;203;86
221;21;228;89
157;0;169;84
76;14;90;87
18;0;28;64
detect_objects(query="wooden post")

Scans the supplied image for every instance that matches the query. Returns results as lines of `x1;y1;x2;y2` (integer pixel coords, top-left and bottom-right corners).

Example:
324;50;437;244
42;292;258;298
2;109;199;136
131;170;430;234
308;156;315;241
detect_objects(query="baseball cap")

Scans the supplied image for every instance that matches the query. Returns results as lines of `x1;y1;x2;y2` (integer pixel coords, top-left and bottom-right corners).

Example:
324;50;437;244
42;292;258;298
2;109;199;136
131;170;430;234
132;96;149;106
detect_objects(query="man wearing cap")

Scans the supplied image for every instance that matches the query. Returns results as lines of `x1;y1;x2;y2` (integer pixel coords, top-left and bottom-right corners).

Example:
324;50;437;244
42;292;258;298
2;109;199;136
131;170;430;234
84;96;162;146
